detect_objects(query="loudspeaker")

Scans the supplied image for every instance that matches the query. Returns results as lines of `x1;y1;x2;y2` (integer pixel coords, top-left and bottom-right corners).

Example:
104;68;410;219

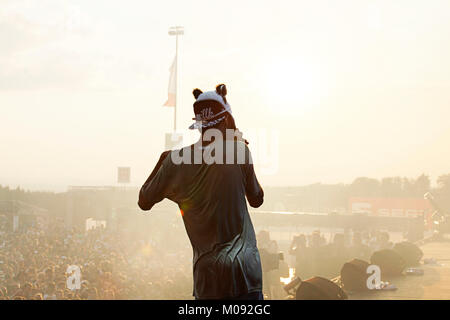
370;249;406;276
295;276;348;300
393;241;423;267
340;259;370;292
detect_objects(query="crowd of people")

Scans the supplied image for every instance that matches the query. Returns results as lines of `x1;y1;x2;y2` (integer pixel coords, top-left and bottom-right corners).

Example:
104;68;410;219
257;229;395;299
289;229;394;279
0;216;194;300
0;213;401;300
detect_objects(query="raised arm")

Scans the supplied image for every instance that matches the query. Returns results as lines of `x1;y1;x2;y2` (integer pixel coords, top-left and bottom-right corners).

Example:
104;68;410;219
138;151;171;211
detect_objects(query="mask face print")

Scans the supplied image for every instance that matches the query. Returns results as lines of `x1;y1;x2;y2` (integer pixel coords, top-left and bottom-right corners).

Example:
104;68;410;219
201;107;214;120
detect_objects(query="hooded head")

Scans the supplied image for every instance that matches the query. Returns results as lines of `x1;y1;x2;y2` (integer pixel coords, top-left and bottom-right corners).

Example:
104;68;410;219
188;84;234;130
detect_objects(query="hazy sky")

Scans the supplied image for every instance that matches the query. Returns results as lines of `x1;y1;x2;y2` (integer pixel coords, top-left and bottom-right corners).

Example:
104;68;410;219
1;0;450;191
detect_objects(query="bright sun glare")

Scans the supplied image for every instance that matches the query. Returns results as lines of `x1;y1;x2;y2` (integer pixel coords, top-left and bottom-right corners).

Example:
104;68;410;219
263;58;325;111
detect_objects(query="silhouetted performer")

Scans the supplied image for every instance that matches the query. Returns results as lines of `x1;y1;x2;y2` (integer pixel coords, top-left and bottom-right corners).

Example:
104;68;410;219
138;84;264;300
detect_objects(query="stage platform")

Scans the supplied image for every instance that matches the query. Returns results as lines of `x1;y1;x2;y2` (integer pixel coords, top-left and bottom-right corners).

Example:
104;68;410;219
349;241;450;300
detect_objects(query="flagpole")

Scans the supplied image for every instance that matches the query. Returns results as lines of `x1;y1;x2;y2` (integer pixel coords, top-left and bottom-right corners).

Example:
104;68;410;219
169;26;184;132
174;32;178;132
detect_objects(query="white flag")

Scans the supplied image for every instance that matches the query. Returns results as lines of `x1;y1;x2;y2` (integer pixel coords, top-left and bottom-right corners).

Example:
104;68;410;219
163;56;177;107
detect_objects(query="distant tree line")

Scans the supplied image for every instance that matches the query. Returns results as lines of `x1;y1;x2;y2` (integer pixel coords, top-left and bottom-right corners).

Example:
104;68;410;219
1;173;449;216
258;174;450;213
0;186;67;217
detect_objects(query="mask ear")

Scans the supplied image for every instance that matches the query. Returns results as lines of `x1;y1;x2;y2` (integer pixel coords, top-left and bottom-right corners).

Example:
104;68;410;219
193;89;203;99
216;84;227;97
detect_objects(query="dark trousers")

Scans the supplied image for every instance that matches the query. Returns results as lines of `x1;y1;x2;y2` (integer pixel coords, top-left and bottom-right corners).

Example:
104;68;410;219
231;291;264;300
196;291;264;300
